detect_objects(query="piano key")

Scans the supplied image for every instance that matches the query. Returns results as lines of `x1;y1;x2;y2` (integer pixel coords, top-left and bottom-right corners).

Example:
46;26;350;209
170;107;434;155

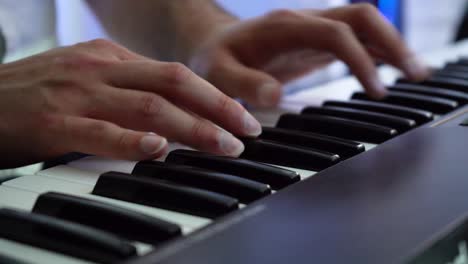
92;171;239;218
0;252;30;264
388;83;468;105
258;127;365;159
301;105;417;132
67;157;272;200
322;100;434;124
131;160;271;203
266;164;316;180
165;149;300;190
455;57;468;64
0;208;137;264
443;62;468;72
0;238;90;264
239;138;340;171
397;77;468;93
351;91;458;114
4;174;210;231
434;69;468;81
69;153;316;188
277;113;398;144
0;186;38;210
0;175;20;184
32;192;182;245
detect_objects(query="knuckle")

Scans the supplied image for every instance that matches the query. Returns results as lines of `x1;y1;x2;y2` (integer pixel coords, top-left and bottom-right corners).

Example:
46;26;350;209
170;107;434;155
86;38;117;50
140;94;165;117
325;21;353;41
54;51;112;73
189;120;212;143
354;3;379;18
116;130;132;151
216;94;234;116
162;62;191;87
266;9;300;20
89;120;115;135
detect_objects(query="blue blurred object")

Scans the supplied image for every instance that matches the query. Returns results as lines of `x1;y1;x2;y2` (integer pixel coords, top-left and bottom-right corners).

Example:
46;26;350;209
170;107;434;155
378;0;402;32
351;0;402;32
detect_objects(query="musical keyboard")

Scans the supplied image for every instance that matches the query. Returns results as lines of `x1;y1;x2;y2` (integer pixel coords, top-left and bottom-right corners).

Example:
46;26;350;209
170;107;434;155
2;39;468;264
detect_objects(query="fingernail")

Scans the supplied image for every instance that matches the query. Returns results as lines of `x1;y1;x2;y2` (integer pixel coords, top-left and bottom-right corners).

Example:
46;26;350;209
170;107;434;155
140;133;167;154
258;82;280;107
243;111;262;136
218;131;245;156
369;77;387;99
402;56;430;80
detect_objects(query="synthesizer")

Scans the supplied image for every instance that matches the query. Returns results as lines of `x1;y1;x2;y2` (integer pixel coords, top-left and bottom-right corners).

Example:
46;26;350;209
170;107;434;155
1;39;468;264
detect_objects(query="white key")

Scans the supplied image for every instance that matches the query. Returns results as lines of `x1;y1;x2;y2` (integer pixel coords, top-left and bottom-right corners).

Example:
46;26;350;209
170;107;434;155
268;164;316;180
0;238;93;264
3;174;210;231
0;186;38;210
4;175;93;194
36;165;100;186
68;156;137;174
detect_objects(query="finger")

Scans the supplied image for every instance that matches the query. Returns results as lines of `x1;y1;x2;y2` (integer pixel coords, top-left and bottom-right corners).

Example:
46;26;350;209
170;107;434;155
85;87;245;157
262;50;336;82
102;60;261;137
207;53;282;107
46;115;168;160
310;3;430;80
316;19;386;98
233;12;386;98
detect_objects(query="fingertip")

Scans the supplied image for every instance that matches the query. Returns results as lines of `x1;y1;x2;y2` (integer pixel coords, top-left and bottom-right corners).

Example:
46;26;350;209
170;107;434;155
366;77;388;99
218;131;245;157
242;111;262;137
401;56;431;81
139;133;168;157
257;82;282;107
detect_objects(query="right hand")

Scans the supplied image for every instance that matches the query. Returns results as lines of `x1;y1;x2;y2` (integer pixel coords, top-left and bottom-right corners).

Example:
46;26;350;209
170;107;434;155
0;39;261;168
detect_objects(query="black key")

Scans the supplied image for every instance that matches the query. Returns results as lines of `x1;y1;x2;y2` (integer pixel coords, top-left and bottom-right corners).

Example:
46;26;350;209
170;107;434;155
388;83;468;105
92;171;239;218
259;127;364;159
0;254;29;264
443;62;468;72
301;105;416;132
323;100;434;124
239;138;340;171
0;208;136;264
455;58;468;66
461;118;468;126
132;161;271;203
165;149;300;190
277;113;398;144
434;69;468;81
0;175;19;184
351;91;458;114
32;192;181;245
398;77;468;93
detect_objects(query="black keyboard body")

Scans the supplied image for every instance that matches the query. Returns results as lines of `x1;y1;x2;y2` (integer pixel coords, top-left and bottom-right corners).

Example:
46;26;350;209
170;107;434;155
127;108;468;264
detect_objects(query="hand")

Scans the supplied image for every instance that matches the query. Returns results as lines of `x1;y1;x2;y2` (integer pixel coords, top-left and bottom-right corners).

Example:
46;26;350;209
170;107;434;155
0;39;261;168
186;3;431;107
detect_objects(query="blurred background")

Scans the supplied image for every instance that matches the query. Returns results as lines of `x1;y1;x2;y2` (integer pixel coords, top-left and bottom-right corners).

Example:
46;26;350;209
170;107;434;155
0;0;466;176
0;0;468;89
1;0;467;87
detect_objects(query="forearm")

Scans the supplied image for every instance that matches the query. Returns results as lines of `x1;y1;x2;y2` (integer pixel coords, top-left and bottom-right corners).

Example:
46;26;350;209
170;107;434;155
86;0;236;62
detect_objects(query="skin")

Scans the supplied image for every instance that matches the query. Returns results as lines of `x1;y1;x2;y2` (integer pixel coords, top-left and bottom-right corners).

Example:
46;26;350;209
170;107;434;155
0;1;431;168
0;40;259;168
88;1;431;106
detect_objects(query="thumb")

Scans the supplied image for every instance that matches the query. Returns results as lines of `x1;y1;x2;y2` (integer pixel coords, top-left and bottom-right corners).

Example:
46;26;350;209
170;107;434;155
208;55;283;107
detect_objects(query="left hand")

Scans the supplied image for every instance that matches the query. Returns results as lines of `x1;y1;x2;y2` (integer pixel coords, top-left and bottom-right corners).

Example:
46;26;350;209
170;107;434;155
186;3;431;107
